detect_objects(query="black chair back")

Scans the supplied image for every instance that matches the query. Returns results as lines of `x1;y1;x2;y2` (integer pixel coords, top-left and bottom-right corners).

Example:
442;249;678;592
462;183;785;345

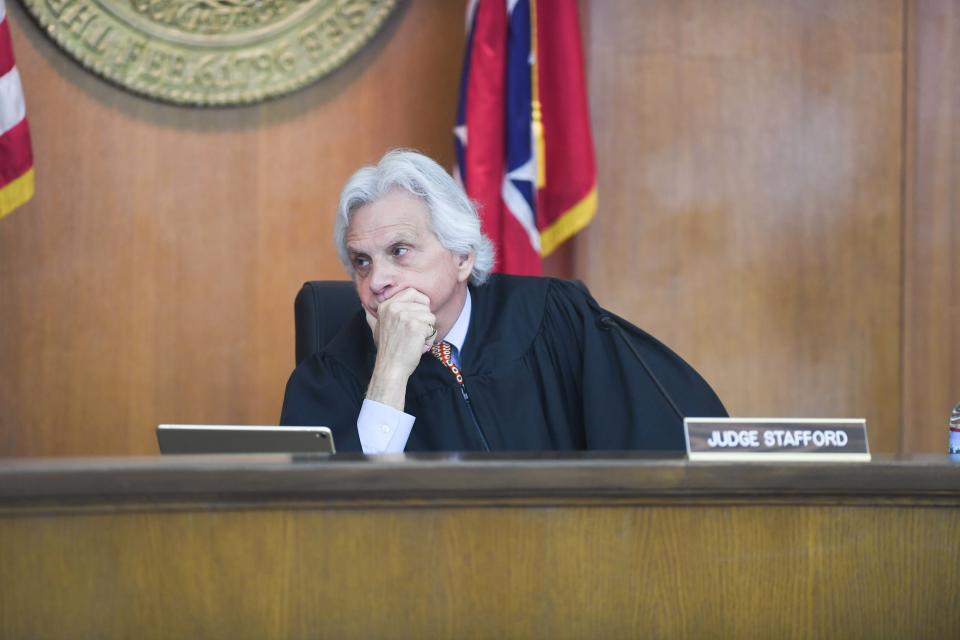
294;281;361;365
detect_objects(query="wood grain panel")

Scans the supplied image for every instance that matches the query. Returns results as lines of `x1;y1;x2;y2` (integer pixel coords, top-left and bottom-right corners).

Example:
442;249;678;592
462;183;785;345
576;0;905;451
0;1;465;456
3;451;957;636
2;503;958;638
902;0;960;453
6;454;959;504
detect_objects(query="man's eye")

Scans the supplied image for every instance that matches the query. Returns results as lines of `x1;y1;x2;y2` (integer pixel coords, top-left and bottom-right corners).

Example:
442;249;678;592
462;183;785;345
391;246;409;257
353;256;370;269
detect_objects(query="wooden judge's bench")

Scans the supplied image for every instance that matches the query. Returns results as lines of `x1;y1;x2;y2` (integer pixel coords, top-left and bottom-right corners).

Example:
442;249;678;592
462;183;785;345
1;453;958;638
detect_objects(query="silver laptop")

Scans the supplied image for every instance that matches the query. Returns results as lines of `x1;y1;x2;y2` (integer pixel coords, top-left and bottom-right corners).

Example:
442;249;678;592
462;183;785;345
157;424;335;454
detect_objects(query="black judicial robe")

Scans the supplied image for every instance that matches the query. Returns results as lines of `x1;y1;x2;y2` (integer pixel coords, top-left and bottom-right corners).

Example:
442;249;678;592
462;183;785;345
280;275;727;452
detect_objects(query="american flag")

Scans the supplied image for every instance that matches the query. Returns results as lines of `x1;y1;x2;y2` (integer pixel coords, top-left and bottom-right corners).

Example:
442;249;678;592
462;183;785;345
0;0;33;221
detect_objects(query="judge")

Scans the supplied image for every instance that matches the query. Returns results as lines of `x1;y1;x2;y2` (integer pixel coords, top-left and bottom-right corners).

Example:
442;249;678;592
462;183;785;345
280;149;726;453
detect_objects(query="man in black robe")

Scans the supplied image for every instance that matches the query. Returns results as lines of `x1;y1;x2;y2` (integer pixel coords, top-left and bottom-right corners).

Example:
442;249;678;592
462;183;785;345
281;150;726;452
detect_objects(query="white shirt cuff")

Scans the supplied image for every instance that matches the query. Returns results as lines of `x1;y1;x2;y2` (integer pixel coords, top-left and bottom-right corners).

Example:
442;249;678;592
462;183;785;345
357;399;415;454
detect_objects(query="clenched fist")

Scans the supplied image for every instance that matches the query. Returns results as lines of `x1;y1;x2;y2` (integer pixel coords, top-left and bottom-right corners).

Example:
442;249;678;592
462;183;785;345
365;288;436;410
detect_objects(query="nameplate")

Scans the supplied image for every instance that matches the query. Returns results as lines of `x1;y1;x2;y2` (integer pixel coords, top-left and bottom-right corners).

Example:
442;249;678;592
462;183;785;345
684;418;870;462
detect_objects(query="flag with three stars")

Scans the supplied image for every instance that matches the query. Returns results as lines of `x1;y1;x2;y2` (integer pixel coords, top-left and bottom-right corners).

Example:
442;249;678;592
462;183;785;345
454;0;597;275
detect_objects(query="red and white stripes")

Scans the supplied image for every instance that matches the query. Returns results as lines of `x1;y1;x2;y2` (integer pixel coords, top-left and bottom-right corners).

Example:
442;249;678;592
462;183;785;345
0;0;33;220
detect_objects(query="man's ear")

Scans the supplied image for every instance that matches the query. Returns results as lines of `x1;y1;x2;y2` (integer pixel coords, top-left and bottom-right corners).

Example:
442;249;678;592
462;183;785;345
456;253;476;282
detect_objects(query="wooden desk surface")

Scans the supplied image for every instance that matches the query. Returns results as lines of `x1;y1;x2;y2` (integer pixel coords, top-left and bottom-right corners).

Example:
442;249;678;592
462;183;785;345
2;455;958;638
2;452;959;506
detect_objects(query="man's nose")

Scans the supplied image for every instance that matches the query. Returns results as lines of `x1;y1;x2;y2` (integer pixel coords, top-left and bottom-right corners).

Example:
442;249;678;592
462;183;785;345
368;259;398;300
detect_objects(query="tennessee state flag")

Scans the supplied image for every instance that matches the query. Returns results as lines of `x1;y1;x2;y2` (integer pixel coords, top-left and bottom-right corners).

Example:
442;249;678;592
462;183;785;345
454;0;597;275
0;0;33;220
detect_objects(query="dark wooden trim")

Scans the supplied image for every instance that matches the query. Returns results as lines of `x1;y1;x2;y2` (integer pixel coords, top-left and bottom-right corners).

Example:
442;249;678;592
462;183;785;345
2;454;959;509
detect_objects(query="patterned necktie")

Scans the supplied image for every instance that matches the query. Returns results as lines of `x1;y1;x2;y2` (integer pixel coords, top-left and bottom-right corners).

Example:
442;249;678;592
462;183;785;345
431;341;464;385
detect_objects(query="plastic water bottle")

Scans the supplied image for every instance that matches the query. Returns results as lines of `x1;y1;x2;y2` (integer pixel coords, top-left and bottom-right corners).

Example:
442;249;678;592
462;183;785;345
951;402;960;459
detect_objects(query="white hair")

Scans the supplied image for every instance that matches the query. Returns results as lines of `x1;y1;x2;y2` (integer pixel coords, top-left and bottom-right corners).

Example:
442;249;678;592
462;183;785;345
334;149;496;285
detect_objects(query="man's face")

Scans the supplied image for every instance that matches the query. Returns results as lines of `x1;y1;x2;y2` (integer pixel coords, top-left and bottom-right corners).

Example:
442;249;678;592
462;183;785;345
345;189;474;324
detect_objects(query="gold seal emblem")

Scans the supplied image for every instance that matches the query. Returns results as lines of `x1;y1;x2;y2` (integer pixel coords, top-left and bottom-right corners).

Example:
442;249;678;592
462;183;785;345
22;0;399;106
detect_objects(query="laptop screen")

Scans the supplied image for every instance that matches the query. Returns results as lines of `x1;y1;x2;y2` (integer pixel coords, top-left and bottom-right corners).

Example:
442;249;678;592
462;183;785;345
156;425;335;455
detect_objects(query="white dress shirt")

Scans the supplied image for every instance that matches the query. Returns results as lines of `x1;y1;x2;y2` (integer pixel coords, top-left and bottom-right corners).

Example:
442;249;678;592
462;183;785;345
357;291;472;454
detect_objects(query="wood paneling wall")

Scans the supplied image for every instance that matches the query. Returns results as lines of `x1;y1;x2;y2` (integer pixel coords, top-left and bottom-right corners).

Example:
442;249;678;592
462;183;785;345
577;0;907;452
0;1;465;456
577;0;960;454
902;0;960;452
0;0;956;456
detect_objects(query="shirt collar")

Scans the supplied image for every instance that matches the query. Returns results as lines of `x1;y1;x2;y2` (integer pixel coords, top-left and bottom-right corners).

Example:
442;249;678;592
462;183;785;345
442;288;471;355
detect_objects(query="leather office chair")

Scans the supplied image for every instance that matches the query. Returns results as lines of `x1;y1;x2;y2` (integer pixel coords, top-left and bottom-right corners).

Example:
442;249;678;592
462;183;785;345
294;281;361;365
